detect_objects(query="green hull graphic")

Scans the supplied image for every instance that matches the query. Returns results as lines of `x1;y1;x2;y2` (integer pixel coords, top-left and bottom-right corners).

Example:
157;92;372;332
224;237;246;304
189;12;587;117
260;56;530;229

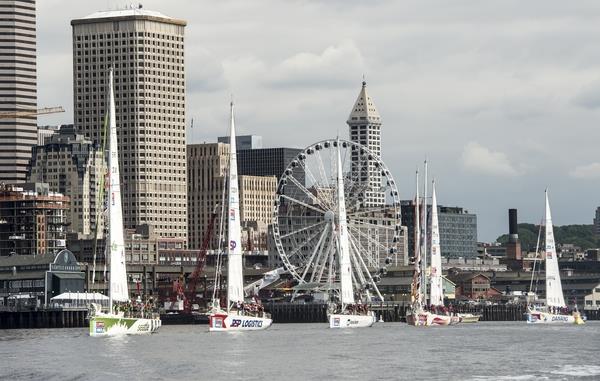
90;315;159;336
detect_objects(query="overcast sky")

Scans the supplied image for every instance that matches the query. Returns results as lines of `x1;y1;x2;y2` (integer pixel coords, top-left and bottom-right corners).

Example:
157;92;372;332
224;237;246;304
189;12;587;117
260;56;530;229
37;1;600;241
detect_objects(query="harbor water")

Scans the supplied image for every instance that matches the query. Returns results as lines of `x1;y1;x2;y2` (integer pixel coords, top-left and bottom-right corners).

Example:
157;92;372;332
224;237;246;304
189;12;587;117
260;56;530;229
1;322;599;380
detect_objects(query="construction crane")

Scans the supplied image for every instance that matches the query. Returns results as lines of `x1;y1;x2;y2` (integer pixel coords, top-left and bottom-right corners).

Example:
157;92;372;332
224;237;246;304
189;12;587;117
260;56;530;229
0;106;65;119
180;207;220;313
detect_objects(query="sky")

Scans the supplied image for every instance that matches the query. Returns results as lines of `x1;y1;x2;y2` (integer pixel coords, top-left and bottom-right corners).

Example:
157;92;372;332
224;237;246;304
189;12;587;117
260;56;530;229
37;0;600;241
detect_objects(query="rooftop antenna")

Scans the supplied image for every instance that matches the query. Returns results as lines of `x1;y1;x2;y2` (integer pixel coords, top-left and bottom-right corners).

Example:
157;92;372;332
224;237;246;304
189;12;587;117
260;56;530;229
362;74;366;87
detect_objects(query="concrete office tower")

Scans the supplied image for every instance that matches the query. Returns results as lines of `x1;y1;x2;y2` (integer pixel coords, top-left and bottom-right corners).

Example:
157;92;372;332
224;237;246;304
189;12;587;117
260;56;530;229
217;135;263;150
0;0;37;184
71;7;187;241
187;143;277;250
28;125;104;237
347;81;383;207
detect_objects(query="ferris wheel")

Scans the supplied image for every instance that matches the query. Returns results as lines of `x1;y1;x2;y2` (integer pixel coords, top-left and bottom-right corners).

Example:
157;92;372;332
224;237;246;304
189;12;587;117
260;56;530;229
272;139;402;302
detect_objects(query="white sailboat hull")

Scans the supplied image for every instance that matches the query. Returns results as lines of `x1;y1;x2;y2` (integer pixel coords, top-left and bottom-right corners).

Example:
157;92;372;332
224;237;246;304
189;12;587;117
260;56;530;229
406;310;460;326
526;308;583;324
89;313;161;337
329;313;375;328
208;311;272;332
458;313;481;323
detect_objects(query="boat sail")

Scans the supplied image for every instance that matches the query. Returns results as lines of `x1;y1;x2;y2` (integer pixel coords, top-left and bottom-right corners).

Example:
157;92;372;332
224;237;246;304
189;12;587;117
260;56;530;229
406;171;459;326
208;102;272;331
328;139;375;328
89;69;161;336
526;190;584;325
429;181;443;307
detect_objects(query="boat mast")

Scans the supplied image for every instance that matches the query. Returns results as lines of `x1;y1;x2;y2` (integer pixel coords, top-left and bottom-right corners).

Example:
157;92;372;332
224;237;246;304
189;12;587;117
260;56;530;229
336;139;355;310
412;169;422;308
226;102;244;312
421;160;428;304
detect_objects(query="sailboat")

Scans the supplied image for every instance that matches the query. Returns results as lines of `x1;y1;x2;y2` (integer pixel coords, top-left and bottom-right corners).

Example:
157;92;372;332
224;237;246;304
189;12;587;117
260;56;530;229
406;172;459;326
208;102;273;332
525;190;584;325
328;139;376;328
89;69;161;336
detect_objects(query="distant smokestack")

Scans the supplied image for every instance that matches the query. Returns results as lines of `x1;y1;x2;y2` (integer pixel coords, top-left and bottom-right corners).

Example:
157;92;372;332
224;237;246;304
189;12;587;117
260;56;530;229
508;209;518;243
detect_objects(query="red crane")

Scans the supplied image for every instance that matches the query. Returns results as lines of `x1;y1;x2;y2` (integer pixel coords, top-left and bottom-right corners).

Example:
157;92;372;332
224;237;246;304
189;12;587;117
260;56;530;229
182;208;219;312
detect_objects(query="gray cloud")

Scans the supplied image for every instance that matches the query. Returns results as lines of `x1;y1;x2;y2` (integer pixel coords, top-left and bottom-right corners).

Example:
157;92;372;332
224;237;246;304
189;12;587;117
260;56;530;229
35;0;600;240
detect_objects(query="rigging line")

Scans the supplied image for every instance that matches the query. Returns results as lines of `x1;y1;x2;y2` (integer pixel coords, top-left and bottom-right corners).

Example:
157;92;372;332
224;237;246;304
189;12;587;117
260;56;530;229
347;224;388;266
532;217;544;297
282;226;326;263
281;220;326;239
91;108;110;285
285;174;329;211
305;224;330;284
300;225;330;281
315;149;335;210
279;194;327;215
212;173;228;303
316;231;335;284
297;157;335;211
348;234;383;301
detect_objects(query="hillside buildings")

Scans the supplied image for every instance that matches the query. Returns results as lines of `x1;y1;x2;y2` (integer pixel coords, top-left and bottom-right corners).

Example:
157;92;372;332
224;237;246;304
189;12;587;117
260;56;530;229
71;7;187;241
0;0;37;184
0;183;69;257
27;125;104;237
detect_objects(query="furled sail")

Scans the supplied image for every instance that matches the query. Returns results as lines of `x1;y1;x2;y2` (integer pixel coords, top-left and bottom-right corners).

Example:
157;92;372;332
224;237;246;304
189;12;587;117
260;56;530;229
429;182;444;306
108;68;129;303
336;140;355;305
227;102;245;307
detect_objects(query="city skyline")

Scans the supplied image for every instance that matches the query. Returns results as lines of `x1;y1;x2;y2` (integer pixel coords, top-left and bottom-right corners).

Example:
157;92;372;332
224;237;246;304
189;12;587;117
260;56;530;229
35;1;600;241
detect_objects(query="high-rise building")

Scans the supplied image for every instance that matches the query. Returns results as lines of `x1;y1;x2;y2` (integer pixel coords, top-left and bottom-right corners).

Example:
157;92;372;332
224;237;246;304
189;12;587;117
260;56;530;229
0;0;37;184
27;125;104;237
187;143;277;250
594;207;600;236
217;135;263;150
71;7;187;241
401;201;478;259
0;183;69;257
37;125;60;146
347;81;383;207
237;147;301;177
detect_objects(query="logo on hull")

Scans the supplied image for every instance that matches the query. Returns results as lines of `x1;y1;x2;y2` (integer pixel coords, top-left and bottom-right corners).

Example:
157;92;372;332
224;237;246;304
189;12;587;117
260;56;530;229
230;319;263;328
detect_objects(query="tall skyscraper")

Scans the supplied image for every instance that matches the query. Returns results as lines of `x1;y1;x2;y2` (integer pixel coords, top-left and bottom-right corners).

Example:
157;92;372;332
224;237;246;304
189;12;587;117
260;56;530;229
0;0;37;184
347;81;383;207
71;7;187;241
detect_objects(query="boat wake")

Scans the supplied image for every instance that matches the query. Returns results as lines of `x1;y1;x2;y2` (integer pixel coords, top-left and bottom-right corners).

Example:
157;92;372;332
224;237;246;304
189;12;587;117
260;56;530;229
550;365;600;377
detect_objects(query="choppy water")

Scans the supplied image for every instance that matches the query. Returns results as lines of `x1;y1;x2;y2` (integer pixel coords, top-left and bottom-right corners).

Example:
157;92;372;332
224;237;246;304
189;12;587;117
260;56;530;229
1;322;599;380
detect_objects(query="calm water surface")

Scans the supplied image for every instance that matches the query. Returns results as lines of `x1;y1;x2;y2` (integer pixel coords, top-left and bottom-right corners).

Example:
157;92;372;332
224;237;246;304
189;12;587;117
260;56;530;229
1;322;599;380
